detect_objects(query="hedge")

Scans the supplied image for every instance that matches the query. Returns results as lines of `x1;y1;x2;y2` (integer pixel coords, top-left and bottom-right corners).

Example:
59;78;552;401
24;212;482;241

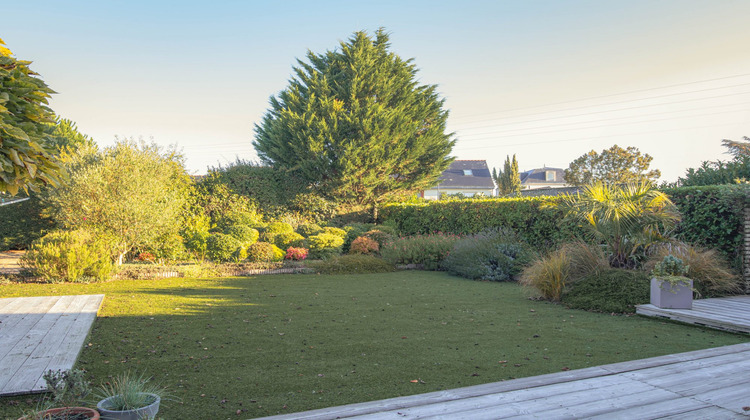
381;186;750;272
663;184;749;270
0;196;55;250
379;197;585;249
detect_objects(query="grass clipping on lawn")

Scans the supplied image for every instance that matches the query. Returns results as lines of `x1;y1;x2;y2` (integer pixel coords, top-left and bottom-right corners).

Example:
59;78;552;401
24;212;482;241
0;271;747;418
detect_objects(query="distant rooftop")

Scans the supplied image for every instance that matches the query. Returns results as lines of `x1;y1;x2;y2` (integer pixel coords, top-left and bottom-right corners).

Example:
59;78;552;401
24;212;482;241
435;160;495;189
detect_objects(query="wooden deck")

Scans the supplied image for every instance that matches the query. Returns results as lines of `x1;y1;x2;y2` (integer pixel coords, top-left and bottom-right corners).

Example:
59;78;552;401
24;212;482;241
636;295;750;334
259;342;750;419
0;295;104;396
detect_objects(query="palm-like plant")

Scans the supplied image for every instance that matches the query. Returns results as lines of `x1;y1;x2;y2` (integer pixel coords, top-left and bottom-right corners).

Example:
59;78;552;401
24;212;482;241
556;181;680;268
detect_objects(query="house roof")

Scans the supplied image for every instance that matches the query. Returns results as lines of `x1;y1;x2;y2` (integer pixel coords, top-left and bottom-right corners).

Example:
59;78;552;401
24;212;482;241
520;167;566;185
434;160;496;189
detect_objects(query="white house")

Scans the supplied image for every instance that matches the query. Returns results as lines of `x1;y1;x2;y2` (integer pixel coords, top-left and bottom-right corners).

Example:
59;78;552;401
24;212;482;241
421;160;497;199
520;166;568;190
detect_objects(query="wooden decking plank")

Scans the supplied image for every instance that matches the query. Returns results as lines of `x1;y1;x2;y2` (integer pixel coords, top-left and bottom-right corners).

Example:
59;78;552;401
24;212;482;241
0;296;84;394
637;296;750;334
656;406;748;420
619;350;750;382
0;296;53;332
259;343;750;420
35;296;103;386
498;386;679;419
584;396;711;420
354;375;634;419
690;381;750;414
0;296;74;374
0;295;104;396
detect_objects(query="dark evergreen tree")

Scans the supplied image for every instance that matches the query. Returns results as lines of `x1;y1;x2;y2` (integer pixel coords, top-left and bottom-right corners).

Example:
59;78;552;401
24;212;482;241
253;29;455;218
498;154;521;196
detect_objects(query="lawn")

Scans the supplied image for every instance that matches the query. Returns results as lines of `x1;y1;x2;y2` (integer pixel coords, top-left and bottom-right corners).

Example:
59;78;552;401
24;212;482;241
0;271;747;419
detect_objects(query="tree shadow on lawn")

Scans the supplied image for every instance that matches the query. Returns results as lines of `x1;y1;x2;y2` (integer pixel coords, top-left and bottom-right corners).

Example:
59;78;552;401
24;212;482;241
1;272;747;419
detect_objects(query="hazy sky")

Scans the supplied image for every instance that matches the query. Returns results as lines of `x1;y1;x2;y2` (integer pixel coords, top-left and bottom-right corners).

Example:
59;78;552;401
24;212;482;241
3;0;749;182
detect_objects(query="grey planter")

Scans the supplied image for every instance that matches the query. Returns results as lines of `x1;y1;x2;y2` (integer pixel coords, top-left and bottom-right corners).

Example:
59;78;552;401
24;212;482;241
96;393;160;420
650;277;693;309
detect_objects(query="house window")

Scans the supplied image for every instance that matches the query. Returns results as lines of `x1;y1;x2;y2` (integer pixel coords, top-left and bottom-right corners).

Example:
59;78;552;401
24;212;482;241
463;169;473;176
546;170;555;182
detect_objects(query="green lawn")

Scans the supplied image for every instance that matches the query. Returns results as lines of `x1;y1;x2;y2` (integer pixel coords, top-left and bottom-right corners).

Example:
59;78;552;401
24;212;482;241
0;271;747;419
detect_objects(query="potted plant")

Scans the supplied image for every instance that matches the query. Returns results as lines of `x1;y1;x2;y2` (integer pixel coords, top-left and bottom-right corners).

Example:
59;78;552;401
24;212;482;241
19;369;99;420
94;371;167;420
650;255;693;309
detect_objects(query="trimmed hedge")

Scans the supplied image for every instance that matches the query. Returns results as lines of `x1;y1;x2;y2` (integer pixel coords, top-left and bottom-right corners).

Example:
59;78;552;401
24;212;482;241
663;185;749;270
379;197;584;249
0;196;55;250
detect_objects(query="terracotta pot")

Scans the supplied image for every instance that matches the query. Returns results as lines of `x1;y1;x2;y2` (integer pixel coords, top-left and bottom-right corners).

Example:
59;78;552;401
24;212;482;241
18;406;100;420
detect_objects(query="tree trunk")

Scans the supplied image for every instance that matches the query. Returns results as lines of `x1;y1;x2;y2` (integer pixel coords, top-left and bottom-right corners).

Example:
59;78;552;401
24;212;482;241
371;203;379;222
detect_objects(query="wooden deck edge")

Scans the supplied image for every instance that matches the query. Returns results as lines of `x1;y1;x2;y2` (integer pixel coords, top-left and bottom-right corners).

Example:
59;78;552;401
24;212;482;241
257;342;750;420
636;304;750;334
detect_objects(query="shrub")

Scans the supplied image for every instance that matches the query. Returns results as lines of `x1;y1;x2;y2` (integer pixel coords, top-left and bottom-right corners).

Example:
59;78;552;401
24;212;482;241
223;225;260;247
349;236;379;255
182;213;211;258
380;233;460;270
363;229;394;248
441;228;532;281
136;252;156;263
247;242;284;262
520;241;609;301
306;233;344;259
296;223;324;237
341;223;376;252
260;221;295;243
645;242;742;297
206;233;243;262
274;231;305;249
285;247;308;261
322;226;347;240
561;268;650;314
21;229;116;282
306;254;395;275
520;249;569;301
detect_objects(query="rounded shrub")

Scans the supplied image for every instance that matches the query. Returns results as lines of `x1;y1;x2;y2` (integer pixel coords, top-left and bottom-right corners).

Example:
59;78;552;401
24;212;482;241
342;223;376;252
206;233;243;262
307;233;345;259
349;236;379;255
274;231;306;249
260;221;295;243
285;247;309;261
223;225;260;247
21;229;115;282
296;223;324;237
561;268;650;313
380;233;460;270
247;242;285;262
363;229;394;248
441;228;532;281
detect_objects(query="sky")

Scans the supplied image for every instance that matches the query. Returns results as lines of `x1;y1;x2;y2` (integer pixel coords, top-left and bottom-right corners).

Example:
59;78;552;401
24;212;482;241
3;0;749;182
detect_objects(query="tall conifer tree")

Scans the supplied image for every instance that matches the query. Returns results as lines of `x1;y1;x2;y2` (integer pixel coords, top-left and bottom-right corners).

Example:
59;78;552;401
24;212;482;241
253;29;455;218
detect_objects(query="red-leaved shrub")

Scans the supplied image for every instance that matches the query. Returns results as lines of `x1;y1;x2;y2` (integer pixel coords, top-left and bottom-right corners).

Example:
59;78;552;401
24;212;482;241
285;247;308;261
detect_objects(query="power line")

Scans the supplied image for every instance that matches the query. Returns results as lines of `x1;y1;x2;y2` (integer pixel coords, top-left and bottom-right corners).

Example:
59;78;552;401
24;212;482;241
455;121;743;152
455;101;750;139
449;72;750;124
448;90;750;133
457;107;749;142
